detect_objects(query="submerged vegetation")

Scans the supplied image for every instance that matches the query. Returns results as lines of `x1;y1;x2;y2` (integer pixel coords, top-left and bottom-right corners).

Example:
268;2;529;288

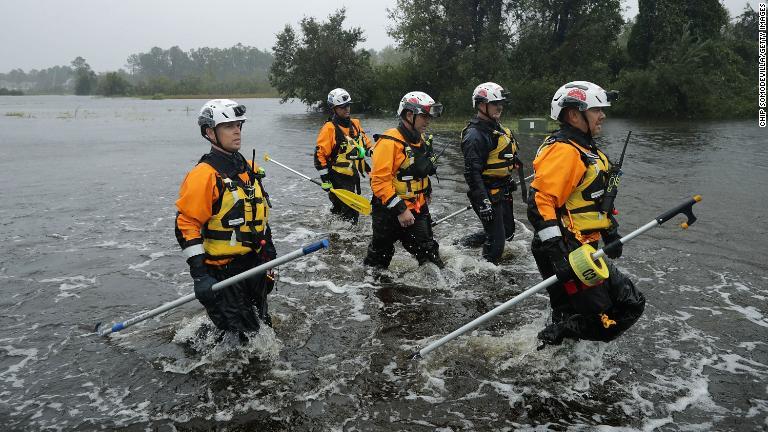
0;1;758;119
0;87;23;96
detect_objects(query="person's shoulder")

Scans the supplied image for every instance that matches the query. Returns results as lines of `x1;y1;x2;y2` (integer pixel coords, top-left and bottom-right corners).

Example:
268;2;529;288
461;123;485;141
379;127;402;141
319;121;335;133
537;134;581;158
186;159;219;180
542;131;575;148
374;128;403;150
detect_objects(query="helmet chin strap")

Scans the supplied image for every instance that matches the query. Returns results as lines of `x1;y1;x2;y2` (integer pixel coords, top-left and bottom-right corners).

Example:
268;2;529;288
479;103;499;126
400;112;421;143
206;128;227;152
580;111;593;138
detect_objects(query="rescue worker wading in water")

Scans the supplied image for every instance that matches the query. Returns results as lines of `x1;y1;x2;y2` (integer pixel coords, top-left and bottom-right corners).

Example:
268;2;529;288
175;99;277;337
527;82;645;346
363;91;445;273
314;88;372;224
461;82;521;264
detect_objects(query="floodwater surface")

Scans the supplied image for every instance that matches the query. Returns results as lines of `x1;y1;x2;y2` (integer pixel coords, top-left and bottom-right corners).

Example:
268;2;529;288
0;96;766;431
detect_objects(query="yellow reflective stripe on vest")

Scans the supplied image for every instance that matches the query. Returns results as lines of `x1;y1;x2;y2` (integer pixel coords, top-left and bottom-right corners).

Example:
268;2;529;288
557;141;612;233
393;146;430;200
482;127;518;178
331;125;366;176
204;178;268;259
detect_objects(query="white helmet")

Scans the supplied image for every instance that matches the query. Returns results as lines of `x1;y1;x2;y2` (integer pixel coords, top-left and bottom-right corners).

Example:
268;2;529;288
397;91;444;118
198;99;247;135
550;81;618;121
472;82;508;108
327;88;352;108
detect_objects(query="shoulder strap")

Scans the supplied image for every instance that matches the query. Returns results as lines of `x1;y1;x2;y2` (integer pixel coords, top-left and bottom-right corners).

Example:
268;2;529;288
328;120;346;160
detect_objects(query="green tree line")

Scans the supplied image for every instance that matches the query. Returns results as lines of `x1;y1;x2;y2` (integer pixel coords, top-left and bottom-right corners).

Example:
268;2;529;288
270;1;758;118
1;0;757;119
0;45;275;98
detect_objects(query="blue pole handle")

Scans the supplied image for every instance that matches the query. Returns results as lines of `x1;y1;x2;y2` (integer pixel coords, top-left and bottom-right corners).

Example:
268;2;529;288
303;239;330;254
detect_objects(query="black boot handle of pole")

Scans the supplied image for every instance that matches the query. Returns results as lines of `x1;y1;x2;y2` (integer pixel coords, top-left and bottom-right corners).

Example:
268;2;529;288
657;195;701;228
604;195;701;255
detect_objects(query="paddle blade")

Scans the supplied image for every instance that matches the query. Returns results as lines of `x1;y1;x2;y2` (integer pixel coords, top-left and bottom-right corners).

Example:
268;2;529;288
330;188;372;215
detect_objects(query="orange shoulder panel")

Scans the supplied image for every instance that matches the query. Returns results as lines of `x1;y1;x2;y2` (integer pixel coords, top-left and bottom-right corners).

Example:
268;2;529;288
175;163;220;243
315;122;336;168
531;142;587;209
370;128;402;204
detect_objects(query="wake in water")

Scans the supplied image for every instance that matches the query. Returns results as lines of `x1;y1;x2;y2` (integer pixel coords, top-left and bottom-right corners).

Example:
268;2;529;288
158;314;282;374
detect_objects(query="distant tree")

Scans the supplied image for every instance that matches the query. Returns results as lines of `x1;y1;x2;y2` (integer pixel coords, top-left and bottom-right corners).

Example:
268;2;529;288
97;71;132;96
71;57;97;95
125;44;273;96
368;45;408;66
627;0;727;67
507;0;624;81
388;0;511;105
0;88;24;95
731;4;758;41
269;8;374;109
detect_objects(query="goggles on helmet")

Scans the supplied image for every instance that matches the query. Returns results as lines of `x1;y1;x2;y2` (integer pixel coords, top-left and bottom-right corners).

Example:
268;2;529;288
402;101;444;118
232;104;246;117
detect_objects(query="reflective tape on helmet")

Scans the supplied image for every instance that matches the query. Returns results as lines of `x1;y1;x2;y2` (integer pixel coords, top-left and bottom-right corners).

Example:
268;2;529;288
537;226;562;241
183;244;205;259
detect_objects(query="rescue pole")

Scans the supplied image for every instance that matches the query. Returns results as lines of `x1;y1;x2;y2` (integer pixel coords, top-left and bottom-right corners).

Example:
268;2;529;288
264;153;371;215
95;239;330;337
431;206;472;227
431;174;535;227
412;195;702;360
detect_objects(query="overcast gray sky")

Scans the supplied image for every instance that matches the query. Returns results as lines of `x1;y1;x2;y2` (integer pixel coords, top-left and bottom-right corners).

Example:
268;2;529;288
0;0;757;73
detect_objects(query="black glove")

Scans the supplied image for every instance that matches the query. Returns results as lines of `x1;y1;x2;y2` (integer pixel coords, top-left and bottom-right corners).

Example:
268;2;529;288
508;178;518;192
188;255;218;305
541;237;576;283
477;198;494;222
601;226;623;259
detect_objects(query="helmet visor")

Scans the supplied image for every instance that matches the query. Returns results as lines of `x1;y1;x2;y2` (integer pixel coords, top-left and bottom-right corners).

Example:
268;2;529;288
424;103;444;118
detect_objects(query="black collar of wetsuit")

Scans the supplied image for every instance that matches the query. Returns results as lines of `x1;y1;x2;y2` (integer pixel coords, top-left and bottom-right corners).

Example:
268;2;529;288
467;115;503;136
397;122;421;144
205;146;249;179
555;123;597;152
332;115;351;128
